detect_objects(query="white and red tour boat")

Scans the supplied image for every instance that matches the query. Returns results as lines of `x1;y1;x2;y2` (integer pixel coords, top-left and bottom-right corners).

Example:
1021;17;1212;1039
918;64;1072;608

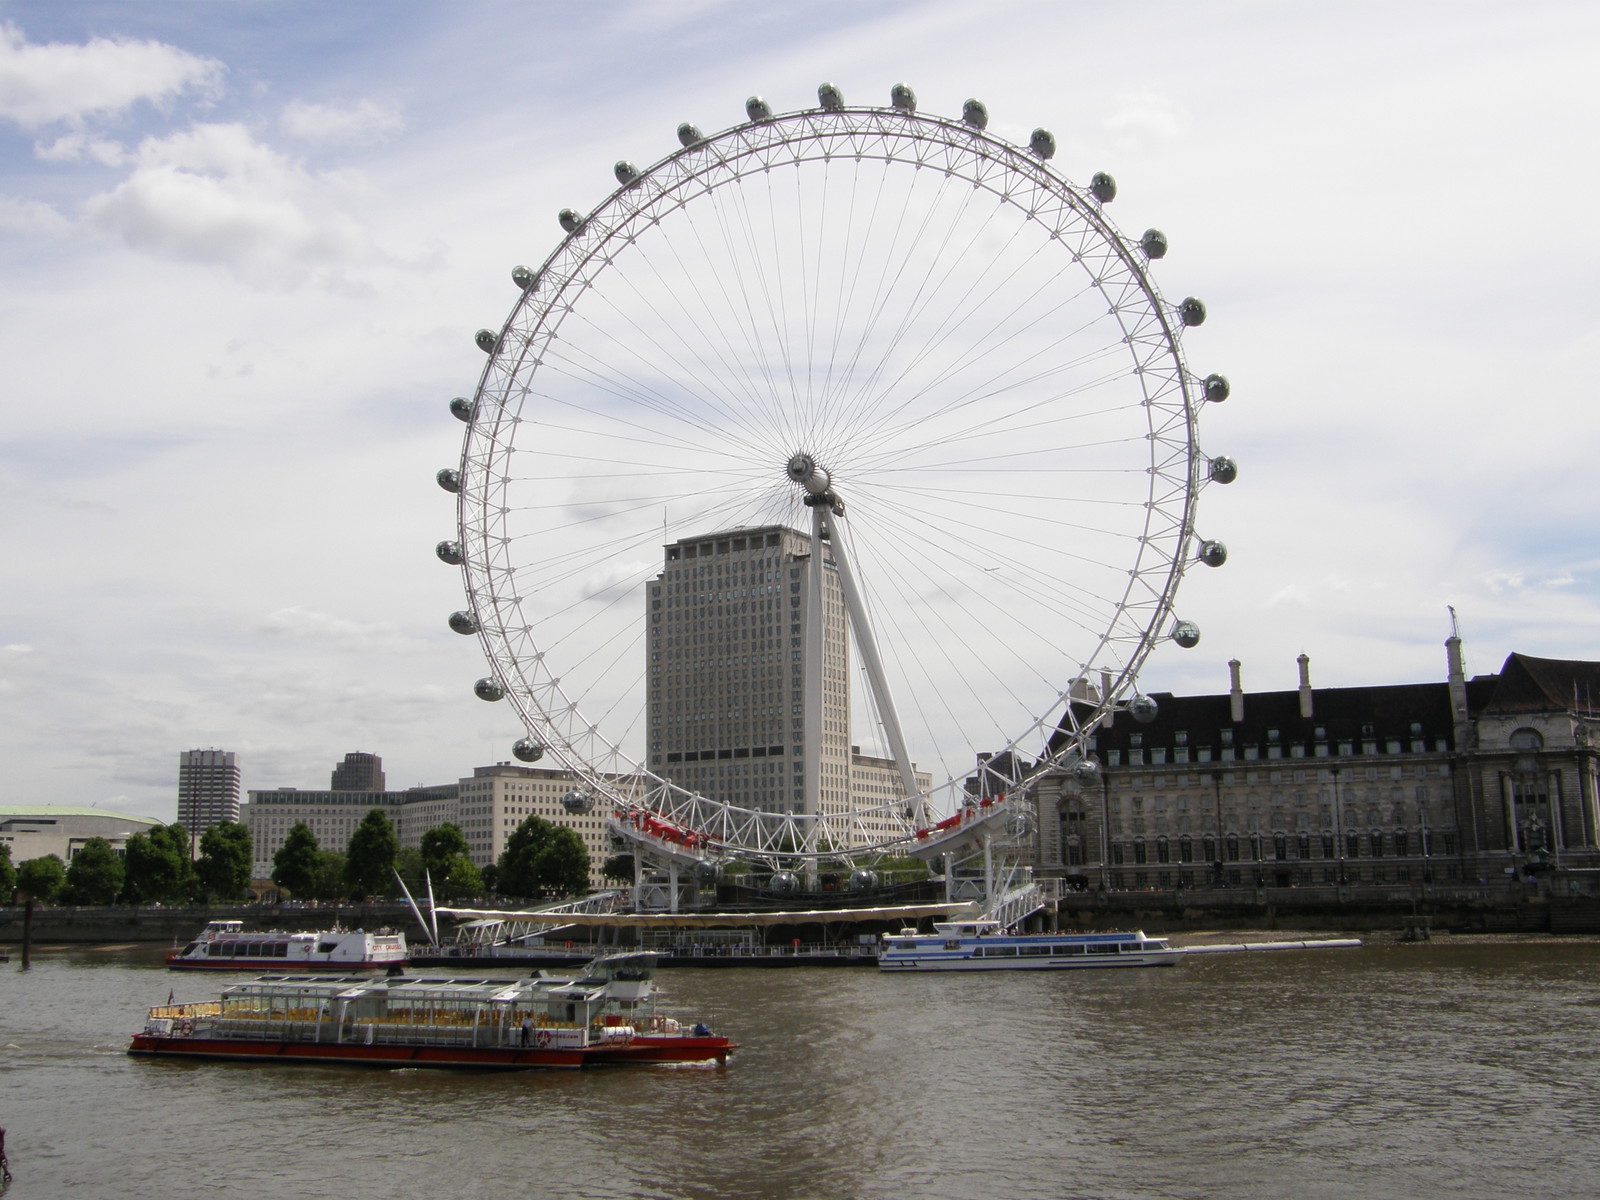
166;920;409;971
878;919;1181;971
129;953;734;1070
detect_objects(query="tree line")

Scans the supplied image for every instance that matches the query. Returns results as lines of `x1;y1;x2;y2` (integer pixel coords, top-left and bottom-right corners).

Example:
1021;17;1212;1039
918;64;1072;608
270;809;592;903
0;822;251;906
2;809;594;907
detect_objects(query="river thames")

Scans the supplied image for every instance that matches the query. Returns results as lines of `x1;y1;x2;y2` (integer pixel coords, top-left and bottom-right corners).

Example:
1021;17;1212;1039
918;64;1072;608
3;939;1598;1199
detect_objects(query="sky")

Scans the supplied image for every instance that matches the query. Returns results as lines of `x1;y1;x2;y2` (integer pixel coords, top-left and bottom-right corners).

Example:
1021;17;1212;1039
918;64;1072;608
2;0;1597;824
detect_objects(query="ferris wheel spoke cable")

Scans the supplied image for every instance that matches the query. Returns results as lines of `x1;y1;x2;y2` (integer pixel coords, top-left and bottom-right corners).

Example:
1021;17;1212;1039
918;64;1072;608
853;280;1117;458
813;164;977;443
817;165;970;449
855;489;1124;638
708;172;803;437
810;156;903;447
852;501;1097;686
639;212;801;448
549;301;777;452
846;252;1096;450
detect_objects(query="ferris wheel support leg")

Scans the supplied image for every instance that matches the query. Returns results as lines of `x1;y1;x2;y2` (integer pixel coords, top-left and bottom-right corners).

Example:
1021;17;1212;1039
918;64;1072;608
803;506;826;858
943;852;954;905
983;833;995;910
669;860;680;914
831;515;925;828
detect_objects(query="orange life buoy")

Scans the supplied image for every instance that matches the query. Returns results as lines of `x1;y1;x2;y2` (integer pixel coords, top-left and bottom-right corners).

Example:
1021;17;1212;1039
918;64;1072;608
535;1029;552;1048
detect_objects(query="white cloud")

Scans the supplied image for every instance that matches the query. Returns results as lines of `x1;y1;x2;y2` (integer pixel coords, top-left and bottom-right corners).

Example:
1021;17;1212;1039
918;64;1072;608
0;194;69;234
34;130;127;165
260;606;407;648
79;122;386;286
1101;90;1188;153
0;21;222;131
280;98;403;146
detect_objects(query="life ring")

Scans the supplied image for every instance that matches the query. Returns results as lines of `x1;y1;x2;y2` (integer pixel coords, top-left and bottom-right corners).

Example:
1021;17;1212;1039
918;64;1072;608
535;1029;552;1048
177;1018;195;1037
564;941;574;951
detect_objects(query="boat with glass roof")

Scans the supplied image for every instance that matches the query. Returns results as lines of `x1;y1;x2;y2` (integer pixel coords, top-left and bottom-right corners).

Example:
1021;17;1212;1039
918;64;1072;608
129;952;734;1069
166;920;409;971
878;920;1181;971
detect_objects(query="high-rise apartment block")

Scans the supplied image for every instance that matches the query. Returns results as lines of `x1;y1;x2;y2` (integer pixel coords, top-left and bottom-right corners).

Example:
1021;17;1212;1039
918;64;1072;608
177;749;241;833
646;525;927;842
647;525;849;819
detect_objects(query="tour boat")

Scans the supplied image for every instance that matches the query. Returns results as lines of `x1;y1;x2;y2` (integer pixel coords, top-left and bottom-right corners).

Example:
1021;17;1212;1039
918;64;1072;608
166;920;409;971
878;920;1181;971
129;953;735;1070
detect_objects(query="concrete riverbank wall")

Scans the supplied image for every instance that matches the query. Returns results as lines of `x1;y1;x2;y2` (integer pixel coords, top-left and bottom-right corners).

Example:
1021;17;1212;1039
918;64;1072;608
0;903;419;945
6;890;1600;945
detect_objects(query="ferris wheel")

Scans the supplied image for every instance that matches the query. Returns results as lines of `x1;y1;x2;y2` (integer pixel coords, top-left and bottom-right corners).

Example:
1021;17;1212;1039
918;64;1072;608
436;83;1235;868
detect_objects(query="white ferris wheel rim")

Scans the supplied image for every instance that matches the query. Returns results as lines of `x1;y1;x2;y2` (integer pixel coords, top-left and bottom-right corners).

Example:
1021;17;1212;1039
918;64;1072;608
449;90;1215;860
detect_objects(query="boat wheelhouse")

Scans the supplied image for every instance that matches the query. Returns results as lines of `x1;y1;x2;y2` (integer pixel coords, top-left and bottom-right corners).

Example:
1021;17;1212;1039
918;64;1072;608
878;920;1180;971
166;920;409;971
129;953;734;1069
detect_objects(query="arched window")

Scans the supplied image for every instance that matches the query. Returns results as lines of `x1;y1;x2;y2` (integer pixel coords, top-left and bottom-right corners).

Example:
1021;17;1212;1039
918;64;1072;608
1179;835;1194;863
1225;834;1240;862
1156;836;1170;864
1133;838;1148;865
1510;728;1544;751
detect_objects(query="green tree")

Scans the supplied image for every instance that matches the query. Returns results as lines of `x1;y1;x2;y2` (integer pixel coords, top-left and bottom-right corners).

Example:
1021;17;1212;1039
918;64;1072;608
196;822;253;901
63;838;124;905
600;853;635;884
272;823;321;898
420;823;469;874
121;824;194;905
497;816;590;900
308;851;349;903
0;843;15;902
17;854;67;903
344;808;397;898
419;822;481;900
538;828;590;897
393;845;427;894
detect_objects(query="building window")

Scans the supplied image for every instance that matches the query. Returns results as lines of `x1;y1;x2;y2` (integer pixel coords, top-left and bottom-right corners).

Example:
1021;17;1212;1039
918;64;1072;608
1156;836;1170;864
1274;834;1288;861
1133;839;1147;865
1394;830;1409;856
1346;833;1360;859
1225;834;1239;862
1179;835;1193;863
1370;833;1384;857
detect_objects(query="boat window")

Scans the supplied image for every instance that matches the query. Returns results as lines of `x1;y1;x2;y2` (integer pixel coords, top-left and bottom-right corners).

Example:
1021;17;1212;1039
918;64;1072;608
1087;944;1120;955
317;943;338;955
1020;945;1054;956
894;942;917;950
1060;945;1084;955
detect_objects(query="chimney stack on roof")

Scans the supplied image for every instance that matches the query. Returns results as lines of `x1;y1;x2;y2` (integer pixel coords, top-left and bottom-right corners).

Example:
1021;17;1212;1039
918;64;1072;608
1228;659;1244;724
1298;653;1314;719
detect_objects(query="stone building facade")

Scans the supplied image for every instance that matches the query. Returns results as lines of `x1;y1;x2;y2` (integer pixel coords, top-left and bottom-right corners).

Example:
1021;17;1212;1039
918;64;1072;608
1030;640;1600;891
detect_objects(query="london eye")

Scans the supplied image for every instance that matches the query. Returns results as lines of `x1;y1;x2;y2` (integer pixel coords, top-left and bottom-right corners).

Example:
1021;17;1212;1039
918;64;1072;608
435;83;1235;881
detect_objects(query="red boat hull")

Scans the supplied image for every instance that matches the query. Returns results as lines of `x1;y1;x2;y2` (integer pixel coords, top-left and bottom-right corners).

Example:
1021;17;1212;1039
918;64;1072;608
127;1033;732;1070
164;957;405;972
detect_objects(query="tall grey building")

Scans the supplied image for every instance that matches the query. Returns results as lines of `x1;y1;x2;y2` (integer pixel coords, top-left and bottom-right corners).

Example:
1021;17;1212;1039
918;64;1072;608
647;525;851;820
177;749;240;834
331;752;385;792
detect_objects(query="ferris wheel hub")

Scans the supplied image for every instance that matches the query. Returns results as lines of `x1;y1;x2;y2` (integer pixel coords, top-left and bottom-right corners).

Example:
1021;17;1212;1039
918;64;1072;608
785;452;832;495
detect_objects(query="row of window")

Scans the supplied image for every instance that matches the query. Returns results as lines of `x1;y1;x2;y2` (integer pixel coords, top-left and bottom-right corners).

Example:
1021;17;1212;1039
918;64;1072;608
1094;831;1457;865
1099;863;1462;889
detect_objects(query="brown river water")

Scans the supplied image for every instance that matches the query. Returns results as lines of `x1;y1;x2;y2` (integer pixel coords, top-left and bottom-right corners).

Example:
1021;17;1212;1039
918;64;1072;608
2;940;1598;1200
